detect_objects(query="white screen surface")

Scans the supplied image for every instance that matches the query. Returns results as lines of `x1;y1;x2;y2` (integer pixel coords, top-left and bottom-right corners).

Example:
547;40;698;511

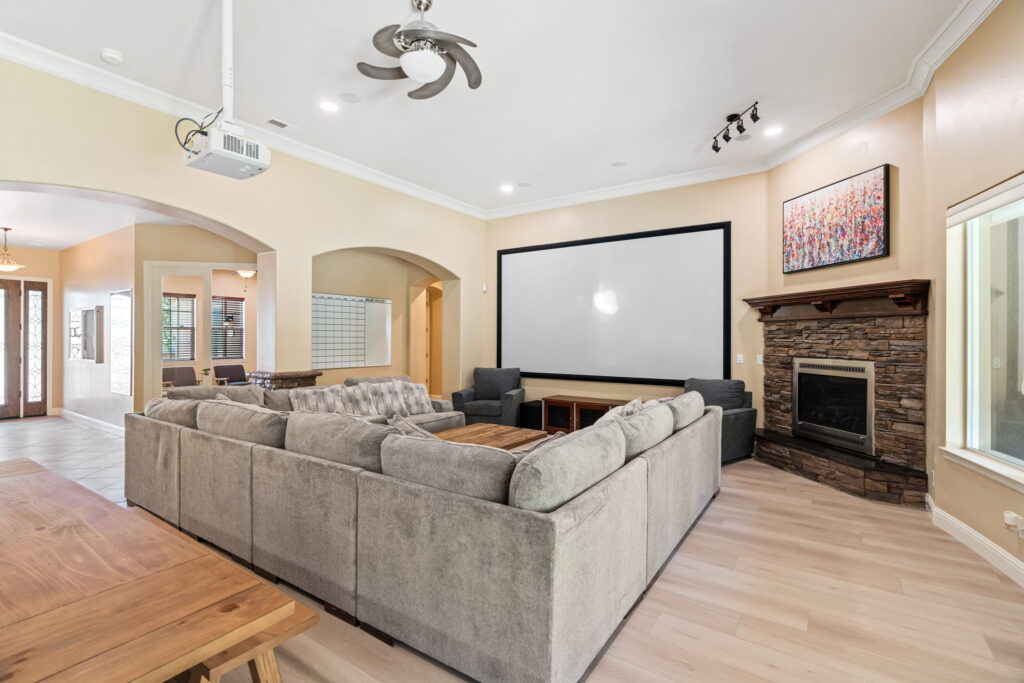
499;227;727;382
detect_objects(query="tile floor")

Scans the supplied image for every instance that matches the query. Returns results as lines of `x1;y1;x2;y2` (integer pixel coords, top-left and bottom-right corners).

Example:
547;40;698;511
0;416;126;505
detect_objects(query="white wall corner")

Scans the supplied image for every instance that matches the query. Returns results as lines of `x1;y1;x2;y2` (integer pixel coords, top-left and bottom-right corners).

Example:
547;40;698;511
60;409;126;436
927;494;1024;589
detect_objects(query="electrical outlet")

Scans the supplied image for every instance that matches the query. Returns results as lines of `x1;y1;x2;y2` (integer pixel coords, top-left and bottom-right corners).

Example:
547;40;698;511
736;354;744;364
756;354;764;365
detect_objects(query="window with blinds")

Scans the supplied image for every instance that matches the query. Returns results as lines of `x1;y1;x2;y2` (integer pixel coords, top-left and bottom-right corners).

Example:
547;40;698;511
212;296;245;360
162;294;196;361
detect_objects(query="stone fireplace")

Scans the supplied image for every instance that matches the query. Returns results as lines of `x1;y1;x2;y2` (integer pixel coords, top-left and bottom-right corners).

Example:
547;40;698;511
744;280;930;506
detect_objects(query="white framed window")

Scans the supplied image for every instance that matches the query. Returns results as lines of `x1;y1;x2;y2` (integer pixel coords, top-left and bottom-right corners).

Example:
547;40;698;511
948;173;1024;471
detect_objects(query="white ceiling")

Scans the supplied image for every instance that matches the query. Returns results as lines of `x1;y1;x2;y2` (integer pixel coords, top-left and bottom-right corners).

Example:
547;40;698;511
0;191;177;250
0;0;995;217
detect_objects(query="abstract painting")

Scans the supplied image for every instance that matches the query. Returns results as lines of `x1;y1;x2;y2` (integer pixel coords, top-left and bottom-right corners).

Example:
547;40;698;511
783;164;889;273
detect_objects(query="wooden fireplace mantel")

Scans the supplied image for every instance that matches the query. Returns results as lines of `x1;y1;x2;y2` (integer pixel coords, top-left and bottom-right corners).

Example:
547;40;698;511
743;279;930;322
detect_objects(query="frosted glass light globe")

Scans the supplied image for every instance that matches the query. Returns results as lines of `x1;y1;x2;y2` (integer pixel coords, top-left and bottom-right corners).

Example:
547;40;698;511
400;48;447;83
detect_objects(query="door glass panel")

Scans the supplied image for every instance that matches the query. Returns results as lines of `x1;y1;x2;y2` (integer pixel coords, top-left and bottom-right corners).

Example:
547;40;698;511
0;287;5;405
27;289;42;402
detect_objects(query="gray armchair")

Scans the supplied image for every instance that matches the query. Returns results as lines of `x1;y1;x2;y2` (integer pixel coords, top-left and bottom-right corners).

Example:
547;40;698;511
452;367;524;426
684;378;757;463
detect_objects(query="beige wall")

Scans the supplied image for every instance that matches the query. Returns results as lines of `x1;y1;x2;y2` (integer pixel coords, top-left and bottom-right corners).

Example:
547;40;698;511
312;249;435;386
59;226;134;424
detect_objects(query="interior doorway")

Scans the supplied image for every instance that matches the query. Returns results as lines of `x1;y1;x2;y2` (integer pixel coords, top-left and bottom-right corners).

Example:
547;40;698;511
426;283;443;396
0;278;48;419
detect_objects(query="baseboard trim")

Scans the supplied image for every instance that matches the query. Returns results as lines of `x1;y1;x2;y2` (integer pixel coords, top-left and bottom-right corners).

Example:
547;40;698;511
927;494;1024;589
60;409;125;436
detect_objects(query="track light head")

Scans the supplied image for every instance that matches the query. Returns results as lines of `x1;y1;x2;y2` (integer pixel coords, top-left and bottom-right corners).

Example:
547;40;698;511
722;127;731;143
712;138;721;153
736;118;746;134
750;105;760;123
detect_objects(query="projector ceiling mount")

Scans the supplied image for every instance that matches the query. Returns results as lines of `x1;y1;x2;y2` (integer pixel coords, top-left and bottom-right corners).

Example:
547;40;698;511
356;0;482;100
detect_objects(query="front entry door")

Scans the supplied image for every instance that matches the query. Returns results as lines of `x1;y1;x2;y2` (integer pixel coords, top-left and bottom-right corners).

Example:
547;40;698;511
0;279;48;419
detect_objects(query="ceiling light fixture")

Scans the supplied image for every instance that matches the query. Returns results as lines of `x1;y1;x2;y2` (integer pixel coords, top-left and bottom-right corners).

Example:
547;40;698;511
237;268;256;292
710;101;760;153
320;101;340;113
500;184;515;193
100;48;123;66
0;228;25;272
764;126;783;136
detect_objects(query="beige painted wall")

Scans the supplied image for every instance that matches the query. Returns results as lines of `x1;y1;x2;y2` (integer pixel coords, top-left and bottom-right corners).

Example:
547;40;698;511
312;249;434;386
485;173;768;406
59;226;134;424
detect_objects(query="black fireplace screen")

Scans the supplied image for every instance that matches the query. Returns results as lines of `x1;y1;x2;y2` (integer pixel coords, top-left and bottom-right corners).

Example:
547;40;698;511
796;373;868;436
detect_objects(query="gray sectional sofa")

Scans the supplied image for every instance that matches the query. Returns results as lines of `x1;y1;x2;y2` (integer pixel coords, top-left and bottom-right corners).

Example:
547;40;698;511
124;383;721;683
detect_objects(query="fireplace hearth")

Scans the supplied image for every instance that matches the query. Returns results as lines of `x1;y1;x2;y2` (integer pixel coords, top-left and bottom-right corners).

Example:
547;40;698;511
744;280;930;506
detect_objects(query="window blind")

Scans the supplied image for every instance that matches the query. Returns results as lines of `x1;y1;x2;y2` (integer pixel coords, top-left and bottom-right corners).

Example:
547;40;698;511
162;293;195;361
212;296;245;360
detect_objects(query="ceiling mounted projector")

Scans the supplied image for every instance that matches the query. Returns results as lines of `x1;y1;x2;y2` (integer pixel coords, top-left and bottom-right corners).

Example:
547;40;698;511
357;0;481;100
176;0;270;179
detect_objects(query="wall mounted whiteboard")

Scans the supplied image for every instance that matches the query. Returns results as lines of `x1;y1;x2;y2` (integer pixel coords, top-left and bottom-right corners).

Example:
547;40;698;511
498;223;730;385
311;293;392;369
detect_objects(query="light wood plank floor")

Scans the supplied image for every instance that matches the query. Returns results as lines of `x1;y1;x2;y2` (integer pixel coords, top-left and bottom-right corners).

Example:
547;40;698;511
2;417;1022;681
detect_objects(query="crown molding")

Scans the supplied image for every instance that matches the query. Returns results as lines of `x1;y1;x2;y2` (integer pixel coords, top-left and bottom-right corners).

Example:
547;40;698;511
0;0;999;223
0;31;487;220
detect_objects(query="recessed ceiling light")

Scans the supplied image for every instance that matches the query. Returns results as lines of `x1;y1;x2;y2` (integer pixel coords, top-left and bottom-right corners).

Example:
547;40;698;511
320;101;340;113
500;184;515;193
517;182;532;188
100;48;123;66
28;242;44;247
611;161;628;168
764;127;783;137
338;93;362;104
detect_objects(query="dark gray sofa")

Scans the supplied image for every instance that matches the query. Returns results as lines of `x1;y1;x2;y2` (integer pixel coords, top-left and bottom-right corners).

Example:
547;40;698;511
684;378;757;463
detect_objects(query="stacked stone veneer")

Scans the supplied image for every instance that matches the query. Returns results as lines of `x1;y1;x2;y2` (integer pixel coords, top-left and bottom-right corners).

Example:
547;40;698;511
756;315;928;506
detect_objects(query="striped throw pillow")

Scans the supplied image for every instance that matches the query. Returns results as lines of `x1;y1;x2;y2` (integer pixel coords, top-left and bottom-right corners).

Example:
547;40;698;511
363;381;411;419
331;383;377;416
395;381;433;415
289;387;338;413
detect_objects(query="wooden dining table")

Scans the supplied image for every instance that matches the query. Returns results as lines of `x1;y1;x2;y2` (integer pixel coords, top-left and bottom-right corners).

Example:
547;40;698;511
0;458;315;682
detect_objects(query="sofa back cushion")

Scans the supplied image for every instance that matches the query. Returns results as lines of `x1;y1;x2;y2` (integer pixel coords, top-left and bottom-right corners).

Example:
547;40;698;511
167;384;264;405
344;375;413;386
474;367;520;400
617;404;673;459
263;389;293;412
285;411;398;472
684;378;745;410
508;421;626;512
144;397;199;429
665;392;705;431
381;434;518;503
196;399;288;447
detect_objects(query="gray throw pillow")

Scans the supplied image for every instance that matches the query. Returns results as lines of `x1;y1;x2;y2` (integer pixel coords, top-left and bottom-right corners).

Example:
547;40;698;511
394;381;433;415
144;397;199;429
196;399;288;448
263;389;293;412
331;384;378;416
666;392;705;431
388;415;439;439
289;386;338;413
616;404;674;459
285;411;398;472
344;375;413;386
363;381;411;418
381;434;518;503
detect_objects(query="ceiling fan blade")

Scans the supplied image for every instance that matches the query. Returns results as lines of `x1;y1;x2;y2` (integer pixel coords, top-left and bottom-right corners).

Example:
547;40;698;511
372;24;403;58
444;43;482;89
357;62;408;80
399;28;476;48
407;54;456;100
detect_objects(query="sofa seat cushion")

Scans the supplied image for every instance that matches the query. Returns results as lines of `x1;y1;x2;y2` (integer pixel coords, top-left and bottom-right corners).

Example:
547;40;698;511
144;397;199;429
473;367;520;400
405;411;465;433
285;411;398;472
461;399;502;417
508;421;626;512
684;378;745;410
263;389;293;412
381;434;518;503
196;399;288;448
617;404;673;460
167;384;264;405
665;392;705;431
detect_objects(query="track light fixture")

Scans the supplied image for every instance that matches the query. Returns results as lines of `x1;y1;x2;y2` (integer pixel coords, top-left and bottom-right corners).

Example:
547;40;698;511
709;101;760;153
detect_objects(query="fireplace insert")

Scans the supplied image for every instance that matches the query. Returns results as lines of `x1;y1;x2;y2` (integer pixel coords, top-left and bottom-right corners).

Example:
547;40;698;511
792;358;875;456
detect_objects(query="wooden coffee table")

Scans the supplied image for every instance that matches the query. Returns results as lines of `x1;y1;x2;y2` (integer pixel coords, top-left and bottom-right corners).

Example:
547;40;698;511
0;459;315;682
436;423;549;450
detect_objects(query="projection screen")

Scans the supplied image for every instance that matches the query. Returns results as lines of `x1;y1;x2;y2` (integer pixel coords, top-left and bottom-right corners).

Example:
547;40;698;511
498;223;730;385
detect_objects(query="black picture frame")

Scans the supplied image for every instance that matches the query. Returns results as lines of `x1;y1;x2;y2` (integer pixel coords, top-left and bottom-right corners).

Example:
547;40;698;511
497;222;732;386
782;163;890;274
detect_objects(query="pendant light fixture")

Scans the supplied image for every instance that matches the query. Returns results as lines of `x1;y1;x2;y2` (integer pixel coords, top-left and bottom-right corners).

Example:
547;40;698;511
0;228;25;272
237;268;256;292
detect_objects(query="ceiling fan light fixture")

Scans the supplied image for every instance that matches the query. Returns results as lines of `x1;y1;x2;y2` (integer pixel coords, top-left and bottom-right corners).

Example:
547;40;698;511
399;43;448;83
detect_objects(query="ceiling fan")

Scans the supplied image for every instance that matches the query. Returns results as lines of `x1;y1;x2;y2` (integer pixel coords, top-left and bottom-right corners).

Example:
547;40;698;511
356;0;481;100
